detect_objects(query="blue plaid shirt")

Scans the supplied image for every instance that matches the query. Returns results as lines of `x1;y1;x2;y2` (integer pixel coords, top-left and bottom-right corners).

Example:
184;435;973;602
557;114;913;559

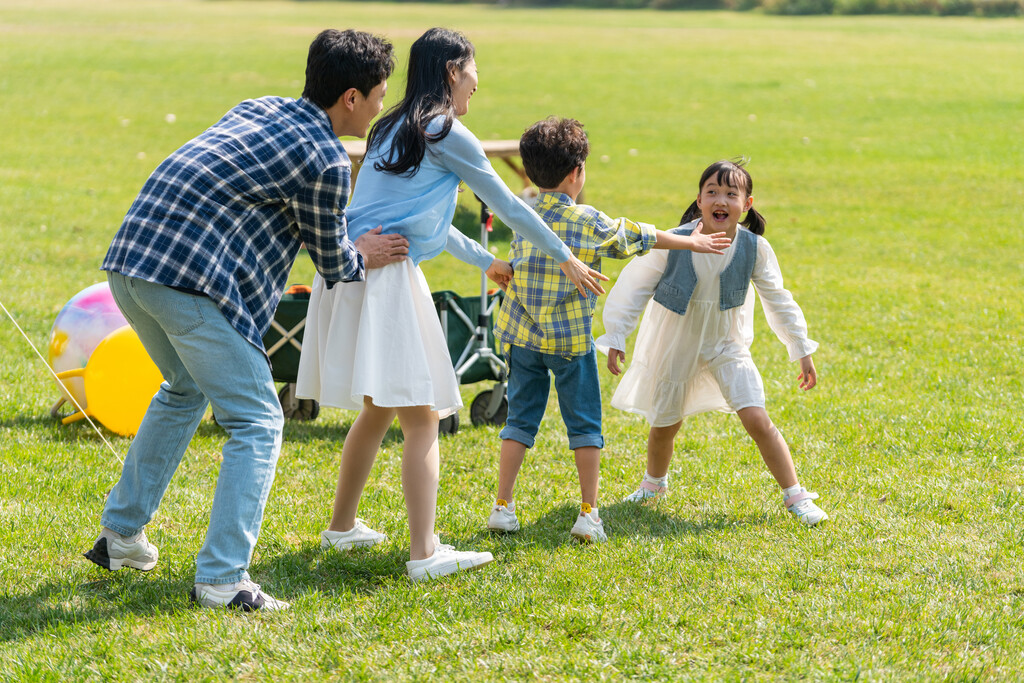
495;192;656;358
102;96;364;352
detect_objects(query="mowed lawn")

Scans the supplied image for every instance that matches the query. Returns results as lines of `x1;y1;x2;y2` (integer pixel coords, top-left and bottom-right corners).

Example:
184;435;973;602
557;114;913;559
1;1;1023;679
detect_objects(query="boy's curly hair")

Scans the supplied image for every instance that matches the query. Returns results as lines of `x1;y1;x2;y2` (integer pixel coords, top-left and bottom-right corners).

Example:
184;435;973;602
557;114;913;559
519;117;589;189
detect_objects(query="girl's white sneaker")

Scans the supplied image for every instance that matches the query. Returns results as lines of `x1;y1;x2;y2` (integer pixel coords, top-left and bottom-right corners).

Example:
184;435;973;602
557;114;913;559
623;480;667;503
784;488;829;526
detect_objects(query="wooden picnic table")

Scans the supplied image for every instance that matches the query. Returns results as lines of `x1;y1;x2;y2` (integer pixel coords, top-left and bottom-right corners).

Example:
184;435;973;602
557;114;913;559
341;139;533;195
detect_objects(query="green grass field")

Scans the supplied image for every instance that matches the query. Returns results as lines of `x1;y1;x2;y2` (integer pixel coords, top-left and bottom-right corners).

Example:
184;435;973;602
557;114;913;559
2;1;1023;679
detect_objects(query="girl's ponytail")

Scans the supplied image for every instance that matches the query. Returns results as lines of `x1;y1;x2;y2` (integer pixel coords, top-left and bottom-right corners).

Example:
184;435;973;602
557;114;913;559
742;206;767;236
678;201;701;227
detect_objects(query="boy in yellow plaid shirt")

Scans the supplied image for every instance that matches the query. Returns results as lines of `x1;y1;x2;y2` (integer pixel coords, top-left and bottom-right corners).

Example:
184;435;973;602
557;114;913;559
488;117;731;542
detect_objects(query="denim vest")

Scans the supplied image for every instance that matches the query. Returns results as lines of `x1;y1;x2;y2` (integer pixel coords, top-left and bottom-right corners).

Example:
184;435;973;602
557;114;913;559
652;222;758;316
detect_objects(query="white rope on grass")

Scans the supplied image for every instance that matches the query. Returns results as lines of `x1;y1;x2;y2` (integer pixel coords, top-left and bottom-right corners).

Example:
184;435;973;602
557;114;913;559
0;296;123;465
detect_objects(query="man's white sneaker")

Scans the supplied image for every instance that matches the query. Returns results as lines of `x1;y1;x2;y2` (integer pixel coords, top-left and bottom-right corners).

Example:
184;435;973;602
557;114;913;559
623;480;667;503
84;528;159;572
190;579;290;611
570;508;607;544
321;519;386;551
406;536;494;582
487;500;520;533
784;488;829;526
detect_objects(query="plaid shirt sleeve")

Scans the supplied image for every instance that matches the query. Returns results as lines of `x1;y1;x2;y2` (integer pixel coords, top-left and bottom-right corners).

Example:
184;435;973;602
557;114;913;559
291;162;365;286
571;206;656;264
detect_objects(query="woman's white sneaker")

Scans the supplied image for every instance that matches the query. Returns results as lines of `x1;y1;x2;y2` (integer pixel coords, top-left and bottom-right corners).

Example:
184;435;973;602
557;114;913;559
321;519;386;551
406;536;494;582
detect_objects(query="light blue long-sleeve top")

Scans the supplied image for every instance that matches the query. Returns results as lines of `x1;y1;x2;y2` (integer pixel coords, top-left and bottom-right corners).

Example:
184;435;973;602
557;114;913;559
344;116;573;270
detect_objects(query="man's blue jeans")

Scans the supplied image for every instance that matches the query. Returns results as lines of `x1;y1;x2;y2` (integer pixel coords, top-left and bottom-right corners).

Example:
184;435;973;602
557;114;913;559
104;272;283;585
499;344;605;450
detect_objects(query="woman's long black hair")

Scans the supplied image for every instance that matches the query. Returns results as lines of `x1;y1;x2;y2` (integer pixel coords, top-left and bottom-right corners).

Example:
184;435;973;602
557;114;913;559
367;28;475;176
679;159;767;235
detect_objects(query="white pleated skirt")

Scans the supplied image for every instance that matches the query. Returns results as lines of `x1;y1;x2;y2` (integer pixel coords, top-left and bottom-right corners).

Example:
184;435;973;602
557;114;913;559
295;260;461;418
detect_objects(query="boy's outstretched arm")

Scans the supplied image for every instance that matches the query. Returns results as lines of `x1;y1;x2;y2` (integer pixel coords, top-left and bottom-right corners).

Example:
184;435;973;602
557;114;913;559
607;348;627;376
798;355;817;390
654;227;731;254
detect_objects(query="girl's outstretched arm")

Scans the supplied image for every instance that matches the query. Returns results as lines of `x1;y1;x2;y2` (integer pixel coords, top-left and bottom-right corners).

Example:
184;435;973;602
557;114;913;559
653;226;731;254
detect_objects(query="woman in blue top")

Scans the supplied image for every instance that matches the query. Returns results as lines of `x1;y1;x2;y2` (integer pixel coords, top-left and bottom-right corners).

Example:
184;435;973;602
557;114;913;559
296;28;606;581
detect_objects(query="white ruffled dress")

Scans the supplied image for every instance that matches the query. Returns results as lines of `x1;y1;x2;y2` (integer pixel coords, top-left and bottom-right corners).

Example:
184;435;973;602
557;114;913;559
595;229;818;427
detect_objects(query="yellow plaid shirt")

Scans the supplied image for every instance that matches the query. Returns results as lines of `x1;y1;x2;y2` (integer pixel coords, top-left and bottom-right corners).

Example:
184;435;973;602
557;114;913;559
495;192;655;358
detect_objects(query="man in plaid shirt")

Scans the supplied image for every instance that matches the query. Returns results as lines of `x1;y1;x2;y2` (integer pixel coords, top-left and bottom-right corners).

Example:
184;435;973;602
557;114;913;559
85;29;407;611
487;117;731;543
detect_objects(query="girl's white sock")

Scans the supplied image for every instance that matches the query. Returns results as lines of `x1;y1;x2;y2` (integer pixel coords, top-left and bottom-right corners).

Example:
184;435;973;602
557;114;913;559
643;472;668;488
782;484;803;498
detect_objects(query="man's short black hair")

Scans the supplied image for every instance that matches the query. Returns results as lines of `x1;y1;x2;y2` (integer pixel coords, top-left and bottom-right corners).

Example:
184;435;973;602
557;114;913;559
519;117;589;189
303;29;395;110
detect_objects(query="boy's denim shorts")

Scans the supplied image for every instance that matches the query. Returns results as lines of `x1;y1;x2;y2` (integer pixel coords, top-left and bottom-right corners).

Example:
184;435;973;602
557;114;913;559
499;344;604;450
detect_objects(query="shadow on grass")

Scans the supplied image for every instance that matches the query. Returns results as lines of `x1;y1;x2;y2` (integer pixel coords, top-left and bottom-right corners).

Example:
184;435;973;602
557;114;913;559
0;545;411;642
479;501;770;551
0;572;193;642
258;542;412;597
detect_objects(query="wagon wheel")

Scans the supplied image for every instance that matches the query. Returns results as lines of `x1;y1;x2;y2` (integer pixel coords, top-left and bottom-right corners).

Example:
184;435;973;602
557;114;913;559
278;384;320;421
470;388;508;426
438;412;460;436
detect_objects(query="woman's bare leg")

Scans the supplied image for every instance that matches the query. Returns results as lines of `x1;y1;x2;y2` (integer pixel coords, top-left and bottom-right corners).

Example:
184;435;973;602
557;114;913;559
327;397;396;532
396;405;440;561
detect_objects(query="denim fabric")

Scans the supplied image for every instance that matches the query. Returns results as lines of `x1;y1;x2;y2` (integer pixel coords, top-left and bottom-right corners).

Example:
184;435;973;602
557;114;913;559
104;272;284;585
653;222;758;315
499;344;604;450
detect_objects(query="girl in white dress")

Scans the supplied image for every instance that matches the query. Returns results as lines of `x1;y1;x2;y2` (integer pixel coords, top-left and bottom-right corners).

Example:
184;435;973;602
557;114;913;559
595;160;828;526
296;29;606;580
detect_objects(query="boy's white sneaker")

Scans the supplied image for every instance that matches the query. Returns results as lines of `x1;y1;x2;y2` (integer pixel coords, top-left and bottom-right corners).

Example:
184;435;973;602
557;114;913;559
570;507;607;544
623;480;667;503
784;488;829;526
190;578;290;611
84;528;159;572
321;519;386;551
406;536;494;582
487;500;520;533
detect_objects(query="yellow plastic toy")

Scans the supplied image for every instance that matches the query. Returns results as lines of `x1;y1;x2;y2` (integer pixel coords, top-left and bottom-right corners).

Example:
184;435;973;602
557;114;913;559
53;325;164;436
